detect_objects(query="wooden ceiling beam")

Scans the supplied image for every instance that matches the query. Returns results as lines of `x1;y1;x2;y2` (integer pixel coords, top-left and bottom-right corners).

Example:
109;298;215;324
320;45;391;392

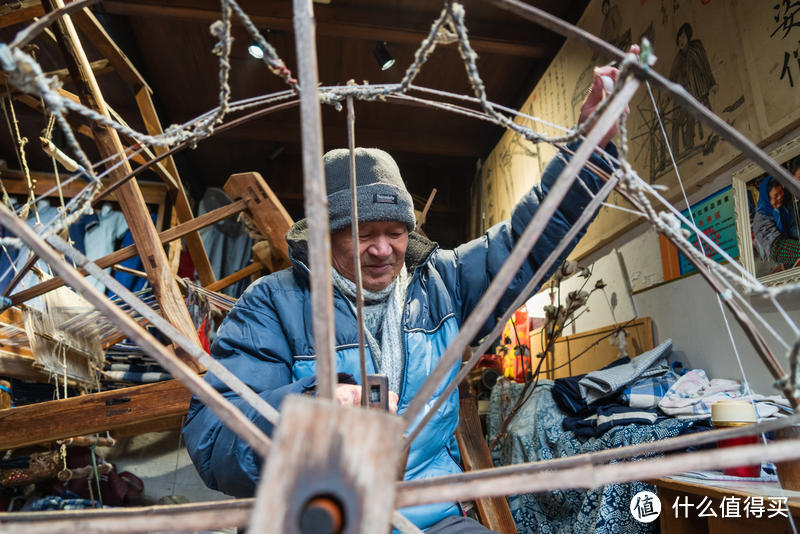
0;0;45;30
101;1;557;57
71;6;153;93
217;122;492;159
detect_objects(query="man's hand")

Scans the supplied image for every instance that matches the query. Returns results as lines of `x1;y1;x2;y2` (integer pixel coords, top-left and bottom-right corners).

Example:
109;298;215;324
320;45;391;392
335;384;399;413
578;45;641;149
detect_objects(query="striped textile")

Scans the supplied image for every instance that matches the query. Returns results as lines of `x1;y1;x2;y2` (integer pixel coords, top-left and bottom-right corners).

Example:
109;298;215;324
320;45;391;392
579;339;673;404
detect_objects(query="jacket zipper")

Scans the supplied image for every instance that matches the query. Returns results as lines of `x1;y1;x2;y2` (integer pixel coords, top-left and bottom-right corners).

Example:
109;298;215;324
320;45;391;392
294;259;381;373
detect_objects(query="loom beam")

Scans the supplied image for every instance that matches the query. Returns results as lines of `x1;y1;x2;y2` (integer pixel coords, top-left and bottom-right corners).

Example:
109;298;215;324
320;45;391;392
0;202;274;457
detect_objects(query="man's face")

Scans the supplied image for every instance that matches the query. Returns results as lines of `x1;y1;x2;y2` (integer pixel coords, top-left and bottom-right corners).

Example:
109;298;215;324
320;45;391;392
330;220;409;291
769;184;785;209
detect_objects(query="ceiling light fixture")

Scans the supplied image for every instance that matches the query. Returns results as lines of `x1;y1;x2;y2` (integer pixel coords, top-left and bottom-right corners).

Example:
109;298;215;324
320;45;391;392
373;41;395;71
248;29;271;60
248;42;265;59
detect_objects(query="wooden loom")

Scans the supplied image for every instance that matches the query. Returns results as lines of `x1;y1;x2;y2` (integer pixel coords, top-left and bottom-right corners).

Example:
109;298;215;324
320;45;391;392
0;0;291;430
1;0;800;533
0;165;293;448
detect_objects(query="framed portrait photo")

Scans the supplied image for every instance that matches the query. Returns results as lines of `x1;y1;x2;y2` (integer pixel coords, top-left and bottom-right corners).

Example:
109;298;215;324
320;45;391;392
732;136;800;286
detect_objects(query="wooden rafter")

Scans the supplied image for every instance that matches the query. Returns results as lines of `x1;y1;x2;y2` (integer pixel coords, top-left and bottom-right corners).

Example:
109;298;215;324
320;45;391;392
219;120;492;159
101;0;558;58
0;0;44;30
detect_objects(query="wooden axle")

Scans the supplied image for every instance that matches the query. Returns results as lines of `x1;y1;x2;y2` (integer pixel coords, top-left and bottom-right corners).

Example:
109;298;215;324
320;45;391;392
300;497;344;534
57;462;113;482
57;435;116;448
249;395;404;534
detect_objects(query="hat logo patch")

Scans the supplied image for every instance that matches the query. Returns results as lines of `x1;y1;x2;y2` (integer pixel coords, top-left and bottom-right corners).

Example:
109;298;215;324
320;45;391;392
373;193;398;204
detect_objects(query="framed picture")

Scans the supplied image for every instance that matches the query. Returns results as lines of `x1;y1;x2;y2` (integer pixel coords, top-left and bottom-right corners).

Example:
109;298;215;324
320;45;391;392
659;186;739;284
732;136;800;286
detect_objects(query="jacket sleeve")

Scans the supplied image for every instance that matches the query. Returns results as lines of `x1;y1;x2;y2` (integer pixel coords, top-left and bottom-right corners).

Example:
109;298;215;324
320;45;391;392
752;210;781;258
434;142;617;341
181;279;313;497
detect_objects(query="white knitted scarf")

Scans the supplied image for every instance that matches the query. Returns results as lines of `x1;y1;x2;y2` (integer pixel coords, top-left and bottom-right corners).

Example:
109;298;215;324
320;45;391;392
331;265;409;393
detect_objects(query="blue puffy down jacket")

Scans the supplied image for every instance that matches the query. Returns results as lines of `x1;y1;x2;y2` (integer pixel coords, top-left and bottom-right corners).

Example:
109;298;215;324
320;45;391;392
182;143;615;529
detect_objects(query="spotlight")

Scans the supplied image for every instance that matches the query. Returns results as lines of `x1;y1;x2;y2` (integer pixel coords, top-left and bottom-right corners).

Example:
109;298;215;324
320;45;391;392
248;42;265;59
373;41;395;71
248;29;271;60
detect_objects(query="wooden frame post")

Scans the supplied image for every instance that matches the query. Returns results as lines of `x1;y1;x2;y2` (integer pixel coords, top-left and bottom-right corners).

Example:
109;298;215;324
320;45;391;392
43;0;202;368
134;87;217;285
224;171;294;270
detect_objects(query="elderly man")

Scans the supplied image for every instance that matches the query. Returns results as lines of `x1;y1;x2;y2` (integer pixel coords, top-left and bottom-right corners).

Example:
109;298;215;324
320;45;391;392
183;66;622;532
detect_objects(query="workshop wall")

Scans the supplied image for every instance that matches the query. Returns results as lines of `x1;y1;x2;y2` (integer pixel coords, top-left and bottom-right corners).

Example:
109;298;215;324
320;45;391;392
474;0;800;262
518;127;800;395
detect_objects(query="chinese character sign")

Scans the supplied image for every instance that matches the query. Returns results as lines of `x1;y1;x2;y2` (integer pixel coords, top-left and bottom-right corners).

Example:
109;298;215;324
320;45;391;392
631;490;662;523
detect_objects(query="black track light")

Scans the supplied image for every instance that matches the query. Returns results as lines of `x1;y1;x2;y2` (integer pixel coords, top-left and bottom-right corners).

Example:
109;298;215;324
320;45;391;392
373;41;395;71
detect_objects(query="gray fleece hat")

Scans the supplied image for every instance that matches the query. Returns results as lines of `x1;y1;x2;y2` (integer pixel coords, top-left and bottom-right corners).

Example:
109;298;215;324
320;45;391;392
324;147;416;234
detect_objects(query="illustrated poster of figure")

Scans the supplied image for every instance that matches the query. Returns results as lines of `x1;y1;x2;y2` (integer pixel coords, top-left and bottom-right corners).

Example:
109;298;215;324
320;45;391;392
668;22;718;155
600;0;631;53
572;0;632;111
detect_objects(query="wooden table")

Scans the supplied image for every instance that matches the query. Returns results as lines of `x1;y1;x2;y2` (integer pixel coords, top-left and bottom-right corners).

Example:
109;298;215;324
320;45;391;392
652;475;800;533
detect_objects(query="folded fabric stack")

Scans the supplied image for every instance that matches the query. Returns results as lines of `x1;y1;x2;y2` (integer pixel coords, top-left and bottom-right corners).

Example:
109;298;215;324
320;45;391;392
553;340;674;438
562;404;660;438
578;340;674;404
658;369;791;419
488;381;703;534
552;337;792;438
620;362;685;408
101;343;171;388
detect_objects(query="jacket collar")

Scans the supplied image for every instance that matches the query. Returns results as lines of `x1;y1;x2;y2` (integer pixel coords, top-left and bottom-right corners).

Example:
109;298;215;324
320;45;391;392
286;218;437;278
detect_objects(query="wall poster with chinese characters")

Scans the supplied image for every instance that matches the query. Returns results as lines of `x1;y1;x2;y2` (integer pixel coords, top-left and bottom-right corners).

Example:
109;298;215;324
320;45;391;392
675;186;739;276
473;0;800;261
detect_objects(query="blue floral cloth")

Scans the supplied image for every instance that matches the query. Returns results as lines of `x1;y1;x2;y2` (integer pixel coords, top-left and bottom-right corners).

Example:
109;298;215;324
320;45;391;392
488;380;701;534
